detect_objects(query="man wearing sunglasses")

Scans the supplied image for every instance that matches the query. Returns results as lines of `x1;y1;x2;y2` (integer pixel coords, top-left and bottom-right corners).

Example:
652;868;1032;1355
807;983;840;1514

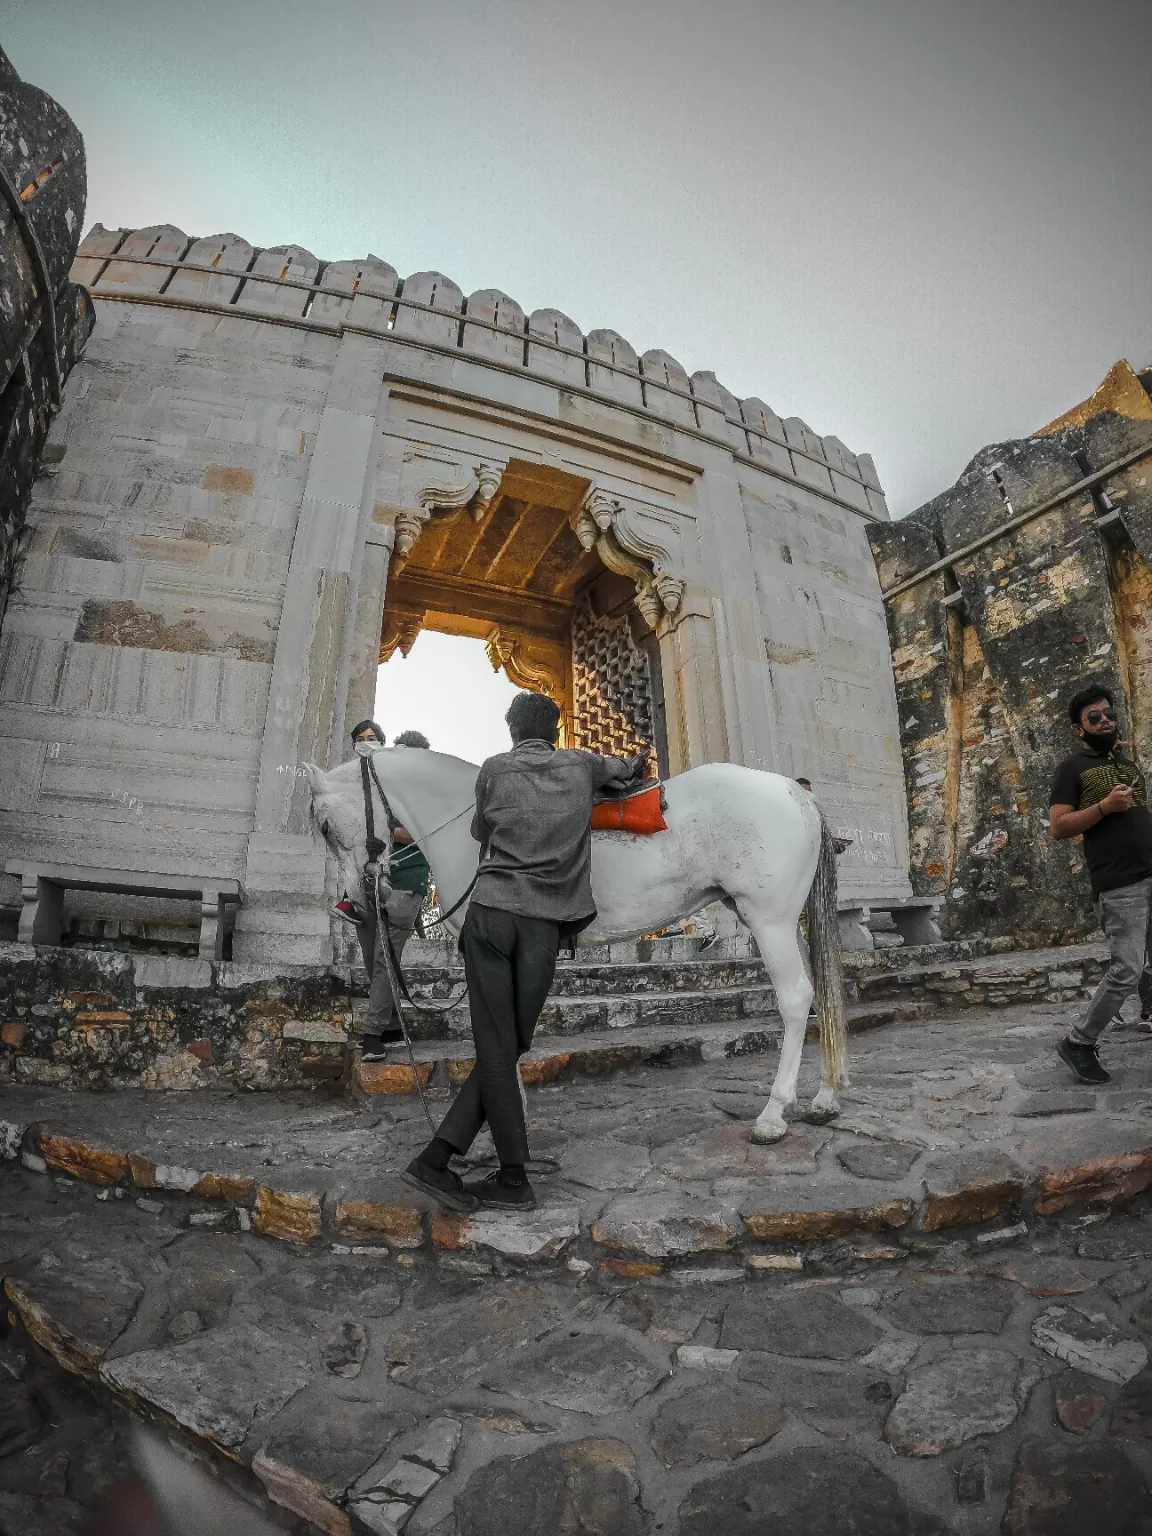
1050;684;1152;1082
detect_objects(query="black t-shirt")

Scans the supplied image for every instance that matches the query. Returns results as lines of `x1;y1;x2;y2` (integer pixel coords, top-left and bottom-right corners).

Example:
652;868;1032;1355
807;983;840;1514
1050;746;1152;896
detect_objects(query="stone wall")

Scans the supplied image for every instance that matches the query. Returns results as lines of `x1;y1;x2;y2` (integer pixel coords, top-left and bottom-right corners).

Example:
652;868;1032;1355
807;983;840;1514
870;361;1152;945
0;48;94;627
0;217;913;960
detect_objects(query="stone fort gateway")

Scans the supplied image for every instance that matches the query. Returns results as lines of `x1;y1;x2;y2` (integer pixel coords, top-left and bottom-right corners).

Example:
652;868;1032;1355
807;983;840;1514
4;46;1152;1091
1;230;915;968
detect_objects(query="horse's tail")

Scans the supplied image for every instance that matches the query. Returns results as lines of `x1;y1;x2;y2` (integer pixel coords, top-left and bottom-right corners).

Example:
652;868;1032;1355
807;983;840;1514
806;814;847;1091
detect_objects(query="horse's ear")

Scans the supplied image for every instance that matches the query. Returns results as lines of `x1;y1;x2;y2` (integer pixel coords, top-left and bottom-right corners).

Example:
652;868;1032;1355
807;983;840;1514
301;762;328;795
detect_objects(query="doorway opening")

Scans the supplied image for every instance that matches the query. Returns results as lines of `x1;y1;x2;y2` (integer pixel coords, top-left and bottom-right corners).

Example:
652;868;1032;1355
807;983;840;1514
378;458;669;771
374;630;520;765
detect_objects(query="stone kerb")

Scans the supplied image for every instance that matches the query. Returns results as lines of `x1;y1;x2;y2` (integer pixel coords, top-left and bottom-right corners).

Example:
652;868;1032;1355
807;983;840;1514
70;223;889;519
7;1081;1152;1274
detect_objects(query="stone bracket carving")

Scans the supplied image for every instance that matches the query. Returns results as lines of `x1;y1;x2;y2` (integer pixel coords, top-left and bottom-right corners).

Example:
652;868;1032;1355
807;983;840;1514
380;607;426;664
484;624;567;699
389;452;506;567
574;487;684;630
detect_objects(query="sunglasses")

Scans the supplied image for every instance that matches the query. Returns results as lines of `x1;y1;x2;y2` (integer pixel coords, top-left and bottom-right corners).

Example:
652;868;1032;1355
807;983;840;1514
1084;707;1116;726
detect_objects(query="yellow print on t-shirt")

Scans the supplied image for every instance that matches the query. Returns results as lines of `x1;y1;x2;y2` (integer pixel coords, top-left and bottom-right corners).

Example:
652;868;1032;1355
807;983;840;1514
1078;760;1147;810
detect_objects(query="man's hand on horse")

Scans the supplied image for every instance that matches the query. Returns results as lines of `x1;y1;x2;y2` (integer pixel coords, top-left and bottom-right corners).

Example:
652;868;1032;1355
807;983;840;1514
628;750;653;781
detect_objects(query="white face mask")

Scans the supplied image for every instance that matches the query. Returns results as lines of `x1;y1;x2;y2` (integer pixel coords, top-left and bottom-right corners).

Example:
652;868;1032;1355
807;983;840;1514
354;740;381;757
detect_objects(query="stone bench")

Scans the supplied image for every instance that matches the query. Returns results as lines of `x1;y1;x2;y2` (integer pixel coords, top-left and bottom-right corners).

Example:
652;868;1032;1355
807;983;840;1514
5;862;244;961
838;897;941;952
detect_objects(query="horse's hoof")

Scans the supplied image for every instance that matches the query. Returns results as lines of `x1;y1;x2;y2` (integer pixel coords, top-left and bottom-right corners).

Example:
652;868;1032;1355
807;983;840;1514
750;1119;788;1145
797;1104;840;1126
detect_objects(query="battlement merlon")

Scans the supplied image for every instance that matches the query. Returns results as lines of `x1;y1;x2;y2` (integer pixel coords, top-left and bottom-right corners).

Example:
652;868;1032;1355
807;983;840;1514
70;222;889;522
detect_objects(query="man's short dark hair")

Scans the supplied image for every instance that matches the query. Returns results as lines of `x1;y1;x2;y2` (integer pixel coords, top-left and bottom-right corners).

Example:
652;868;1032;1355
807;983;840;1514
1067;684;1114;725
394;730;430;748
350;718;385;743
506;691;561;743
796;777;812;788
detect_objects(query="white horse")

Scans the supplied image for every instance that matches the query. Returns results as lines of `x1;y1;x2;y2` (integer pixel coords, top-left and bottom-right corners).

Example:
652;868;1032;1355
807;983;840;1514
304;749;846;1142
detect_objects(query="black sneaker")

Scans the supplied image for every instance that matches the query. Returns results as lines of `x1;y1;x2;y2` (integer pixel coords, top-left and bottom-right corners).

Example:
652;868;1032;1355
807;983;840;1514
360;1035;403;1063
401;1159;478;1212
464;1170;537;1210
1057;1037;1111;1084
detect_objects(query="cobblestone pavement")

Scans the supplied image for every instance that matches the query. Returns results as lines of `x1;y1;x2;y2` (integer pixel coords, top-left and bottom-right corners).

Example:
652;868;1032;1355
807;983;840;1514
6;1003;1152;1534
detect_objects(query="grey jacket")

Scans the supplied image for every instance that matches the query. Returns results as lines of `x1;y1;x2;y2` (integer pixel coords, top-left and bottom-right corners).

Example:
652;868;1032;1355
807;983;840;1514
470;740;640;925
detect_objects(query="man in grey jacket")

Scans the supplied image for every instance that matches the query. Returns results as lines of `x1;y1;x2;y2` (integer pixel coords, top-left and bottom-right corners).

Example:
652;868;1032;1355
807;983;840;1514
404;692;646;1212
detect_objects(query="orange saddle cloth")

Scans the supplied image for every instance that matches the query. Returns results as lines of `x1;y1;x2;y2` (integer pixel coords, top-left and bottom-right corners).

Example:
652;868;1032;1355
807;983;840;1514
591;783;668;835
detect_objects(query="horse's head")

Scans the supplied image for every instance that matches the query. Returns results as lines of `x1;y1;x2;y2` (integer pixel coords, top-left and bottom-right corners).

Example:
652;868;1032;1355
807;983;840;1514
303;760;371;901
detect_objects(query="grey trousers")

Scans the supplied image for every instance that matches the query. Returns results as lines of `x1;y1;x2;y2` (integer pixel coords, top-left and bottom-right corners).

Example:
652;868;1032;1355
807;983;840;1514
356;886;424;1038
1069;876;1152;1045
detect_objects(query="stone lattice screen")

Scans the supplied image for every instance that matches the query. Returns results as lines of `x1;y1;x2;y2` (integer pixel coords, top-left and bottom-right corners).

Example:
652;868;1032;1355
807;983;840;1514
569;596;654;758
869;362;1152;947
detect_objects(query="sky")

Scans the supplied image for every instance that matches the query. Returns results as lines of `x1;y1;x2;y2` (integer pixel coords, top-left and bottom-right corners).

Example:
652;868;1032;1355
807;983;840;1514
7;0;1151;519
7;0;1151;744
376;631;519;764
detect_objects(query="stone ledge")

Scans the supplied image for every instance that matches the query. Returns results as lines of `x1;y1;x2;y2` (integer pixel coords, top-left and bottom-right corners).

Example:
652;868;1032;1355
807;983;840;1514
9;1103;1152;1267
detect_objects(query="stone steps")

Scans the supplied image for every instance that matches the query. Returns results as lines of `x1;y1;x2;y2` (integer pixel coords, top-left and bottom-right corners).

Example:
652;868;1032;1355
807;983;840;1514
395;978;777;1043
400;954;770;998
8;1023;1152;1278
852;941;1109;1010
353;1000;927;1094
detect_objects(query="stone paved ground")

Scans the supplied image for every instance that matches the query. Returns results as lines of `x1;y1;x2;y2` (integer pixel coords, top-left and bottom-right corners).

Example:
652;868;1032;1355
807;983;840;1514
6;1003;1152;1534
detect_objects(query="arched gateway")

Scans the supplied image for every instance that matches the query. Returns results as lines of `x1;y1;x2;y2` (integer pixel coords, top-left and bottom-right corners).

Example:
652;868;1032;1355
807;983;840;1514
0;225;913;963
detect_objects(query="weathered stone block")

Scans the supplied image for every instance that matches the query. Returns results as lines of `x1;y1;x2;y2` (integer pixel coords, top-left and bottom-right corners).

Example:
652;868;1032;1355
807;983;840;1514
431;1205;579;1261
101;1323;312;1456
4;1264;143;1377
454;1438;649;1536
253;1186;323;1244
1031;1305;1148;1384
919;1148;1026;1230
1002;1440;1150;1536
37;1133;127;1186
334;1198;424;1248
592;1191;739;1257
742;1194;913;1243
354;1060;433;1095
884;1348;1041;1456
652;1382;785;1466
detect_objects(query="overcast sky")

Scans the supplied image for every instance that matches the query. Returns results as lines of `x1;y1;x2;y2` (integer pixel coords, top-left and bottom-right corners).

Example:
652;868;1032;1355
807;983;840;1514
8;0;1151;518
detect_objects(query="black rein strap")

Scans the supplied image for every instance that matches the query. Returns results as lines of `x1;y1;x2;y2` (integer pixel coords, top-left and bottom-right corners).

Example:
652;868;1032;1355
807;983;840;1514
360;755;387;864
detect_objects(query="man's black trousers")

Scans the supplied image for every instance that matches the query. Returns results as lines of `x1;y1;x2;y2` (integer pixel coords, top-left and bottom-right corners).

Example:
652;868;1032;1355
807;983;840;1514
435;902;560;1166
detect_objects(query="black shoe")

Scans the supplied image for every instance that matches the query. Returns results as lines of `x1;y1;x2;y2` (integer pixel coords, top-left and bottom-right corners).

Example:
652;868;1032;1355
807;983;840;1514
464;1170;537;1210
1057;1037;1111;1084
360;1035;403;1063
402;1159;478;1212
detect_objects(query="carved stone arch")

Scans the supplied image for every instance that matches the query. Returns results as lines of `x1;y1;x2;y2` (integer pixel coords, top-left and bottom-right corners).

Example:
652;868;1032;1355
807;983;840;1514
573;486;685;631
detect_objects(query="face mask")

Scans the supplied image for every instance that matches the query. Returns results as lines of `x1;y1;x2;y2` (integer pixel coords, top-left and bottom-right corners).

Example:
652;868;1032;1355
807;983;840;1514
354;740;380;757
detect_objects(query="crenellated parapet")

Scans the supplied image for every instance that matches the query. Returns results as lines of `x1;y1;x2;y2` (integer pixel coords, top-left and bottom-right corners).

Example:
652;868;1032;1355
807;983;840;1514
69;222;888;521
